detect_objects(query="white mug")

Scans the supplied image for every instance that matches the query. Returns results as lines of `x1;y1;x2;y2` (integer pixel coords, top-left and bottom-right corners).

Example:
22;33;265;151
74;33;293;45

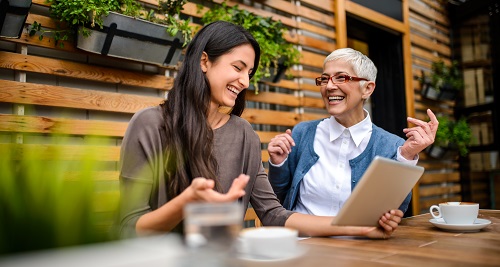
430;202;479;225
239;227;298;259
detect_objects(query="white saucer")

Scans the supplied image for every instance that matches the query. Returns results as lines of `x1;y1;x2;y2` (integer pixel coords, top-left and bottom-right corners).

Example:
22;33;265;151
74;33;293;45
237;245;307;263
429;218;491;232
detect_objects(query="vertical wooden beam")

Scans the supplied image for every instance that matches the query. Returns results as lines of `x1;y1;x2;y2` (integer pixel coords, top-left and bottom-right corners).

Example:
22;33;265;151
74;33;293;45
401;0;419;216
334;0;347;48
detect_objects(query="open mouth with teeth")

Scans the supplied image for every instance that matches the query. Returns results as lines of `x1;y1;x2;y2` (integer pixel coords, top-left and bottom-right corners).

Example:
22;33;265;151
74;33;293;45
328;96;345;103
227;86;240;95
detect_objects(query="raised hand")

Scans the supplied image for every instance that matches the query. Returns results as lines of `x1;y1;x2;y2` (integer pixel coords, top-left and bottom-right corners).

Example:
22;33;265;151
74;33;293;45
187;174;249;202
401;109;439;160
267;129;295;165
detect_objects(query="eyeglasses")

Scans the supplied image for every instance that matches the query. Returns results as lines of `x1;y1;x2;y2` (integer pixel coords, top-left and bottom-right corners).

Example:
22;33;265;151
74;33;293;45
315;74;369;86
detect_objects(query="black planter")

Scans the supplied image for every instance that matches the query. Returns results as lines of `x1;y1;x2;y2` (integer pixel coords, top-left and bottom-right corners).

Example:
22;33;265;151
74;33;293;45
425;144;458;159
421;82;458;101
260;58;287;83
0;0;32;39
77;12;184;67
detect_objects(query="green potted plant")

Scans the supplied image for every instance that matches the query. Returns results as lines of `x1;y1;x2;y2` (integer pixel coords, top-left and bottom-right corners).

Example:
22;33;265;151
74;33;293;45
426;115;472;158
29;0;194;66
420;60;464;101
200;2;301;92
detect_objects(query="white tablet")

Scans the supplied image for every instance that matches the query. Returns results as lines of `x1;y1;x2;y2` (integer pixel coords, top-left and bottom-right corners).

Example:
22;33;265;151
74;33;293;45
331;156;424;226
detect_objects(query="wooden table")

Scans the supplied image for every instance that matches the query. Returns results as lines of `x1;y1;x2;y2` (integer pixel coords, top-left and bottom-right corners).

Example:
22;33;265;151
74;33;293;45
239;210;500;266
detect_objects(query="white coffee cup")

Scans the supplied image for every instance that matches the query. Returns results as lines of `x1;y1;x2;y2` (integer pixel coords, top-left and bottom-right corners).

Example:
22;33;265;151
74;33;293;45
239;227;298;259
430;202;479;225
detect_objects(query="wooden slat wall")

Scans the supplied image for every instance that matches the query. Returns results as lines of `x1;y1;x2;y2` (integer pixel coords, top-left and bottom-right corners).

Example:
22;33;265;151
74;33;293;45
408;0;460;214
0;0;333;229
0;0;459;220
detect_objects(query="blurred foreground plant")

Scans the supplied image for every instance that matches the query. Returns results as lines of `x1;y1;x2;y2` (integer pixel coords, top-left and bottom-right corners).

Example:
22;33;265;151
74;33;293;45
0;140;119;255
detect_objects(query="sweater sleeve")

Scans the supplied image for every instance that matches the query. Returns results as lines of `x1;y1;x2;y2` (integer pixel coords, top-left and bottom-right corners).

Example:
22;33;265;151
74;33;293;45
117;107;164;238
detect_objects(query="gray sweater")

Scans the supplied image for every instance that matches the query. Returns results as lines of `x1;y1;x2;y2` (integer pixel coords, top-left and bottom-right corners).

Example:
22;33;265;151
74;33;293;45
118;106;293;237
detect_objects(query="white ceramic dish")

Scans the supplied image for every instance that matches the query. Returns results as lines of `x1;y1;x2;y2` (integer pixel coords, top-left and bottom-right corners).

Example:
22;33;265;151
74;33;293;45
237;245;307;263
429;218;491;232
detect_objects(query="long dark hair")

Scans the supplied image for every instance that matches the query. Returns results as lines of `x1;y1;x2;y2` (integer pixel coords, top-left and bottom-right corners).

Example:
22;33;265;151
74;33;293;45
160;21;260;198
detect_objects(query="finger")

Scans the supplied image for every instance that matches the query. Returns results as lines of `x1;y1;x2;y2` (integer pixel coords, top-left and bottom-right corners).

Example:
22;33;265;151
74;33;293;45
191;177;209;190
226;174;249;199
392;209;404;218
427;109;438;125
284;129;295;146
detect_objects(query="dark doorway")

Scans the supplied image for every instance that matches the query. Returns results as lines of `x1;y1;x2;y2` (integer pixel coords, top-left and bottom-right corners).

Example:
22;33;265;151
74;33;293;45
346;16;408;139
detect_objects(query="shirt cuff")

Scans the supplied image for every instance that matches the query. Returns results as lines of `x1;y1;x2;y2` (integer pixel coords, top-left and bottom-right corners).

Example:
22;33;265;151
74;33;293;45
269;157;288;167
397;146;419;165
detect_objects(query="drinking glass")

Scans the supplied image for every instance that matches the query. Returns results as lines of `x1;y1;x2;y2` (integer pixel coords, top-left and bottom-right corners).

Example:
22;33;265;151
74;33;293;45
183;202;243;266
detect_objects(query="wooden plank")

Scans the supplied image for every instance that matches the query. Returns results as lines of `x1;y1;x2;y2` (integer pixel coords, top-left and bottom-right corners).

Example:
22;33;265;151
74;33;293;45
246;92;300;107
297;5;334;27
5;31;79;52
345;1;406;34
298;35;336;53
289;69;322;80
26;13;61;29
417;162;459;170
409;0;448;26
410;33;451;57
265;79;301;90
262;150;270;163
410;23;450;45
256;131;281;144
300;0;334;13
297;21;335;39
0;51;172;90
0;143;120;161
301;112;328;122
302;97;325;109
0;114;286;145
419;172;461;185
253;0;298;16
0;80;163;114
210;0;297;28
334;0;347;48
0;114;128;137
300;51;325;69
419;184;461;197
242;109;299;127
409;12;449;35
411;46;448;64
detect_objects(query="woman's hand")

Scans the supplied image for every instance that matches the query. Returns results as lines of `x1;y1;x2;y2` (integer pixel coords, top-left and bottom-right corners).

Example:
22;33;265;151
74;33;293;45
363;209;403;239
401;109;439;160
186;174;249;202
268;129;295;165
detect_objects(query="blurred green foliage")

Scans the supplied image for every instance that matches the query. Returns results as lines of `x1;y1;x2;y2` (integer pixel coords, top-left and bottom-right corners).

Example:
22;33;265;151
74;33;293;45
435;115;472;156
0;141;119;255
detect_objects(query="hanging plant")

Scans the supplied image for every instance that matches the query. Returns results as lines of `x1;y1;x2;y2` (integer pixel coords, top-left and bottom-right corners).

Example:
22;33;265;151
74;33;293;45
201;2;301;93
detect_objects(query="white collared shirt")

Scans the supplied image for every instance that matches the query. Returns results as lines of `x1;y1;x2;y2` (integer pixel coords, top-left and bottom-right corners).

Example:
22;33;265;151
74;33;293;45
293;111;417;216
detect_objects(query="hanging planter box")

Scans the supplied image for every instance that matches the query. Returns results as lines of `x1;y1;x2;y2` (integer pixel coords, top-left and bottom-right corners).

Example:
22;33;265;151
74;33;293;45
425;144;458;159
0;0;32;39
421;82;459;101
76;12;184;67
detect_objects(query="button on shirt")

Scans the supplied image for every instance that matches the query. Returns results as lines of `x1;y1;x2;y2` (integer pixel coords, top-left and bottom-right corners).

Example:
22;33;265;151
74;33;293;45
293;112;417;216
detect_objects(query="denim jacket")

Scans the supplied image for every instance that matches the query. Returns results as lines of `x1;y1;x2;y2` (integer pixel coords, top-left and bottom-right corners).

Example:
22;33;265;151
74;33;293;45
268;119;412;213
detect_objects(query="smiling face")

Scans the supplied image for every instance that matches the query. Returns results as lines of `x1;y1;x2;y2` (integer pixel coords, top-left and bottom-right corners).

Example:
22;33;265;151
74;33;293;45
320;60;375;127
201;44;255;111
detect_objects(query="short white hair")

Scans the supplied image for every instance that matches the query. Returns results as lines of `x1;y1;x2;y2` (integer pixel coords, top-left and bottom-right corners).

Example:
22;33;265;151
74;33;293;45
324;48;377;82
